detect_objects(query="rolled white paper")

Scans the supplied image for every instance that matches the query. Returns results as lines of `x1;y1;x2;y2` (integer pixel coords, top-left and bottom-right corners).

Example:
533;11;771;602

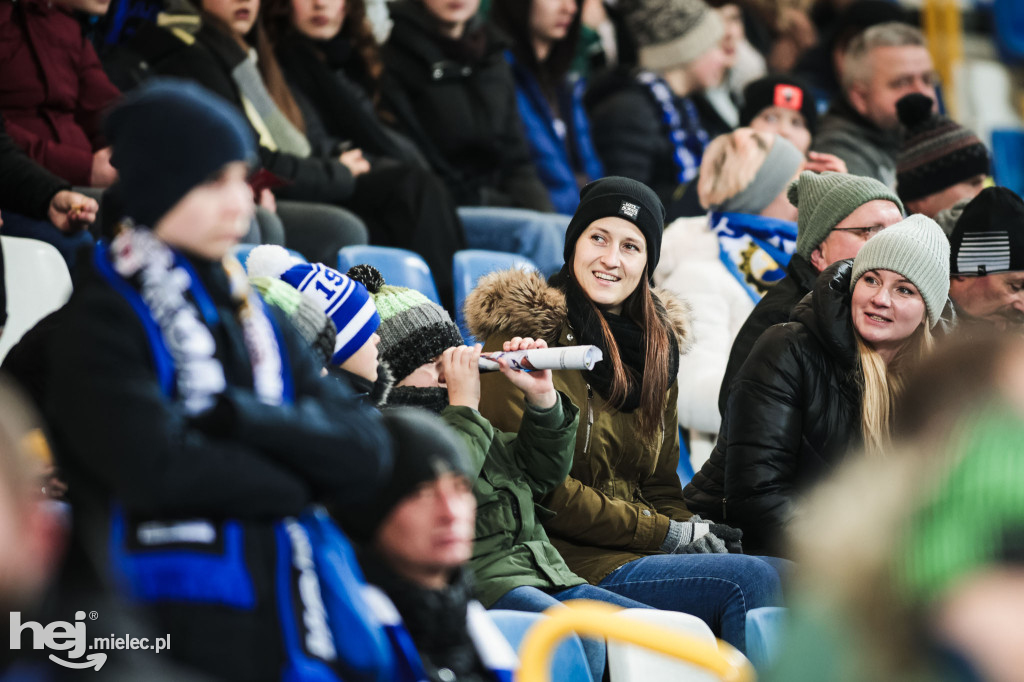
478;345;603;373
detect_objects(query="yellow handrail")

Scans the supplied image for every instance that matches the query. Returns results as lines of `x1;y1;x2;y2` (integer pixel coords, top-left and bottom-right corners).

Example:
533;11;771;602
516;601;756;682
923;0;963;119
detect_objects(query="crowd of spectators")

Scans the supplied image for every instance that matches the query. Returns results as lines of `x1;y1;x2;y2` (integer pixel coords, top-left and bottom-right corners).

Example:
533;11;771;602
1;0;1024;680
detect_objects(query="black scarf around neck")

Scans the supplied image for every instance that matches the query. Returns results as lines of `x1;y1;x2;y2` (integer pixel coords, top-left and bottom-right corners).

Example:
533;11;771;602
553;268;678;412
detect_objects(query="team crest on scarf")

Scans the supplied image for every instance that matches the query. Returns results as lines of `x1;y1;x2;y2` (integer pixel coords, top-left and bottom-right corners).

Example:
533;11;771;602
711;212;797;303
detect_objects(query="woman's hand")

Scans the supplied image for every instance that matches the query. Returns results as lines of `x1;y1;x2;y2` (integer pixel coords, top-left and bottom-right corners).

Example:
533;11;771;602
804;151;847;174
499;337;557;409
443;344;482;410
339;148;371;176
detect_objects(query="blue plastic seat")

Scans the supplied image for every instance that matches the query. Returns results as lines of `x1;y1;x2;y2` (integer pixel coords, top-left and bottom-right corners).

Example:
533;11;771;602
991;128;1024;198
745;606;787;673
233;243;307;271
487;610;593;682
453;250;538;344
676;427;695;487
337;245;441;306
994;0;1024;63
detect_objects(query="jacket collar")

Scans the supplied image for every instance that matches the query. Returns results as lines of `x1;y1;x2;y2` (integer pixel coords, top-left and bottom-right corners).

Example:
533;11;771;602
790;259;859;369
463;268;694;355
824;96;902;150
787;253;821;294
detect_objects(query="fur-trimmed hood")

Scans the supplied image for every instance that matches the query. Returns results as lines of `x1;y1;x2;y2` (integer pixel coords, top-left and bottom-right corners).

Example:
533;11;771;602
464;269;694;354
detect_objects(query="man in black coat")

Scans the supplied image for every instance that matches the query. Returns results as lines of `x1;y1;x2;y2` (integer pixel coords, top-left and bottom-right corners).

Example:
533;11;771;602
718;170;903;415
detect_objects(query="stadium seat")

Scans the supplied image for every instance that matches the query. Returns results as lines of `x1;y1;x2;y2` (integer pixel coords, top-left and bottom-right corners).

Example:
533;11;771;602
677;427;695;487
453;250;538;343
337;245;441;306
991;128;1024;198
606;609;721;682
487;610;593;682
0;236;73;362
994;0;1024;63
745;606;787;674
233;243;306;271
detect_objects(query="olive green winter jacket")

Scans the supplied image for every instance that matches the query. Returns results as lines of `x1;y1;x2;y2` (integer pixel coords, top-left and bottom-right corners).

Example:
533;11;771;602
441;394;586;606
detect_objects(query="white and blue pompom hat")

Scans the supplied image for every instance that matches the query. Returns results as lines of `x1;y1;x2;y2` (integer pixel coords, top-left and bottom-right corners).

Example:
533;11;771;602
247;246;381;365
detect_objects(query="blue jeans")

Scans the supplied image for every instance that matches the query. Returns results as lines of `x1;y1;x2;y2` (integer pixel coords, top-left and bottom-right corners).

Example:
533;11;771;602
491;584;649;682
596;554;785;653
457;207;569;276
1;211;94;271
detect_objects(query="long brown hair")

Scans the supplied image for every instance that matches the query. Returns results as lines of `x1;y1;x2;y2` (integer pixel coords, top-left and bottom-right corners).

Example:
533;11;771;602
200;2;307;133
575;267;674;449
261;0;383;96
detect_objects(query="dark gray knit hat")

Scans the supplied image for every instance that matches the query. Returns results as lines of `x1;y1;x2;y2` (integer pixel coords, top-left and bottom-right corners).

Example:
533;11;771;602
621;0;725;71
788;171;905;259
851;214;951;327
333;407;472;543
347;265;463;383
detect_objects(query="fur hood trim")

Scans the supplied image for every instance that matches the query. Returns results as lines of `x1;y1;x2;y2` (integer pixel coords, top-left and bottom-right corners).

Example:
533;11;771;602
464;269;694;354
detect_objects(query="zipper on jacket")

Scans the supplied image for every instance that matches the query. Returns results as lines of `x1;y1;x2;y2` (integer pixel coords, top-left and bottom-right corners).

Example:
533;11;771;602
722;497;727;520
583;383;594;455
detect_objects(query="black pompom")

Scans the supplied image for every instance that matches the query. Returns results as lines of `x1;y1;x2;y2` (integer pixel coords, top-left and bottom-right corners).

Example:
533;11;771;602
896;93;935;128
347;264;385;293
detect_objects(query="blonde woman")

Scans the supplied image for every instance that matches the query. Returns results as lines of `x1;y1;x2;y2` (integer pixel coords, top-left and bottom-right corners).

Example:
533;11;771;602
684;214;949;557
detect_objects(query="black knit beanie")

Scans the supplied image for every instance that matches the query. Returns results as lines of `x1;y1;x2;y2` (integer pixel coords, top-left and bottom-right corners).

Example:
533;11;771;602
563;176;666;277
950;187;1024;276
104;78;256;228
896;93;990;203
739;74;818;136
333;407;473;543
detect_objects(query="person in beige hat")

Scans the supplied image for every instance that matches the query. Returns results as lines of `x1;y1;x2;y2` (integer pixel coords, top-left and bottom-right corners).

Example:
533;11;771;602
587;0;729;220
685;214;949;556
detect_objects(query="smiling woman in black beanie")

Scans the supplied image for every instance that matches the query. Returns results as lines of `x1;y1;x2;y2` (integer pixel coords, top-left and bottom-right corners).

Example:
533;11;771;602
464;176;784;654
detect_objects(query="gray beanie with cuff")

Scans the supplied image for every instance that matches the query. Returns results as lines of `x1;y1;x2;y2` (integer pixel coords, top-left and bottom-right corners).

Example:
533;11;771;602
850;214;951;327
788;171;904;259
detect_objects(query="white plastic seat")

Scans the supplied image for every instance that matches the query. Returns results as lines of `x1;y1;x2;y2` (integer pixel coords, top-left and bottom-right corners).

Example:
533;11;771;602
606;609;725;682
0;236;73;362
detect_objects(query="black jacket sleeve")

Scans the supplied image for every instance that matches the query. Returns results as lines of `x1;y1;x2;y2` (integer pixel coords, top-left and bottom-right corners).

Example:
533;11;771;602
0;114;69;220
720;324;805;550
206;310;392;506
48;285;308;519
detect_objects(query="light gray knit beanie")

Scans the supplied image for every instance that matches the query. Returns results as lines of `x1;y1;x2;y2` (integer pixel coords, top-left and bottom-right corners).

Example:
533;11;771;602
850;214;951;327
788;171;904;259
621;0;725;72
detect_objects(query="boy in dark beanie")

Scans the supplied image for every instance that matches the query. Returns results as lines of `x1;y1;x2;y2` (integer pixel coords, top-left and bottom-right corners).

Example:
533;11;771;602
346;266;651;682
895;93;990;219
45;79;393;680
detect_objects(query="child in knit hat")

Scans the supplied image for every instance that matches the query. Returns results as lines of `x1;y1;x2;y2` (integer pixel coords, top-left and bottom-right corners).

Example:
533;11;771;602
245;244;387;398
686;213;950;556
346;265;651;682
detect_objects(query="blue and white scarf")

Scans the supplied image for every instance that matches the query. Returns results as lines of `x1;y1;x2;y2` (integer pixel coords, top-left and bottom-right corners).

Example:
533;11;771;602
637;71;710;185
710;211;798;303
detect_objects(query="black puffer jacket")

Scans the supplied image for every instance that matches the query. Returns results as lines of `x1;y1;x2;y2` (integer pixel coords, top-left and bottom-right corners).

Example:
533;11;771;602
685;260;863;557
379;1;552;211
718;253;820;416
